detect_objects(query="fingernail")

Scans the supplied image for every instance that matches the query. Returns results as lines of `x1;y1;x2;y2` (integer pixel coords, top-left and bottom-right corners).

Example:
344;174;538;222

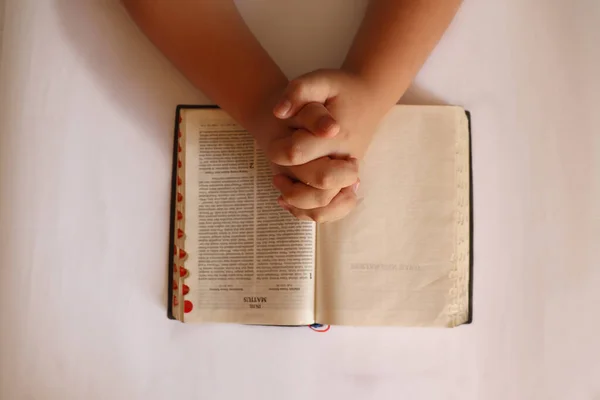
274;100;292;118
318;116;339;135
351;179;360;194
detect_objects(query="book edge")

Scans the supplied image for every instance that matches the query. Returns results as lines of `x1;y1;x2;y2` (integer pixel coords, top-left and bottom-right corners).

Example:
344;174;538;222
465;109;474;325
167;107;182;320
168;105;221;321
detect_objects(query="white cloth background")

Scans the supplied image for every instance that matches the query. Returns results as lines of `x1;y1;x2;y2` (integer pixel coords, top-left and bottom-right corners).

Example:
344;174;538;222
1;1;599;399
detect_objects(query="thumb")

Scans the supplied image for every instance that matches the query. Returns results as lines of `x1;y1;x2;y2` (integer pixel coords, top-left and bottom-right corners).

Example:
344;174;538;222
273;70;337;119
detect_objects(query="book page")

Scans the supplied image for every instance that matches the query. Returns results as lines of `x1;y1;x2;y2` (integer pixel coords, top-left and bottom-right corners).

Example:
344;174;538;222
181;108;315;325
316;106;470;327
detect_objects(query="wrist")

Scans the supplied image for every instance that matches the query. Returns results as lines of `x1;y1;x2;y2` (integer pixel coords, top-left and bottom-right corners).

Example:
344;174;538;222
250;82;292;151
341;64;409;113
236;75;290;149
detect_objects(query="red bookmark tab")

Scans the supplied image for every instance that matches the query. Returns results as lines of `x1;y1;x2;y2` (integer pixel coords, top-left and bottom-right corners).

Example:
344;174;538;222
178;159;182;169
177;211;183;221
178;248;187;259
179;266;188;278
177;193;183;202
177;228;184;239
184;300;193;313
182;284;190;295
177;176;182;186
173;280;178;290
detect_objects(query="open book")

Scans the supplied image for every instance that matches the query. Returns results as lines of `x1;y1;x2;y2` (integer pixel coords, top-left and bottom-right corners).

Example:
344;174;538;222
168;105;472;327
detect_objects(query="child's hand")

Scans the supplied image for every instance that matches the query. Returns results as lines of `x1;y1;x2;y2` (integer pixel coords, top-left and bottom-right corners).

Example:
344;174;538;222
271;159;359;223
270;69;390;163
268;69;391;221
244;89;358;222
254;98;359;223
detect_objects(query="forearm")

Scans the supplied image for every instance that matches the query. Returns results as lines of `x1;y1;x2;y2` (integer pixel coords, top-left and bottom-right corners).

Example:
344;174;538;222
123;0;287;144
343;0;462;109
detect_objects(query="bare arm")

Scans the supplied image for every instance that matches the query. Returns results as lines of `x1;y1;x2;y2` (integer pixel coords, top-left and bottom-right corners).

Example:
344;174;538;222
123;0;288;147
343;0;463;109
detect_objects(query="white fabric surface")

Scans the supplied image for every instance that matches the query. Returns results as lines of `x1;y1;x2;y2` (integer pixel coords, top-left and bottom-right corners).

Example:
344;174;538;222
1;0;599;399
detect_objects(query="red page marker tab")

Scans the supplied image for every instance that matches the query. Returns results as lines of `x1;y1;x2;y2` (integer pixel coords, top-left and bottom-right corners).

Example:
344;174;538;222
177;193;183;202
182;284;190;295
179;266;188;278
177;228;184;239
178;159;182;169
177;211;183;221
173;295;179;307
178;130;182;138
184;300;193;313
177;176;182;186
178;248;187;259
173;280;178;290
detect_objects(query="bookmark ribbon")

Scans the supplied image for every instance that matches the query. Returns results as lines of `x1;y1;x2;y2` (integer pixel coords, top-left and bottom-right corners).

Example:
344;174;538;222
309;324;331;333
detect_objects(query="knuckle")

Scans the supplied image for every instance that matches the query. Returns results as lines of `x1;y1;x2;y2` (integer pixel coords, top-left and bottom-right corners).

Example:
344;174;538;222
284;142;304;165
315;168;335;189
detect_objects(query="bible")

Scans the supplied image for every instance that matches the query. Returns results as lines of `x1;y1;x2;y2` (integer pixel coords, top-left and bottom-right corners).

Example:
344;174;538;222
168;105;473;327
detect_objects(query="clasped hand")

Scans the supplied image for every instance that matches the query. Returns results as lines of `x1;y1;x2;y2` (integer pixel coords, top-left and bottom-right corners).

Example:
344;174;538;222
263;69;387;223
